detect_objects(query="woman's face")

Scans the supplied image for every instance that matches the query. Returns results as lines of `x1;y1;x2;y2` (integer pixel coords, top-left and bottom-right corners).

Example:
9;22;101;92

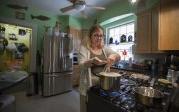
91;28;104;48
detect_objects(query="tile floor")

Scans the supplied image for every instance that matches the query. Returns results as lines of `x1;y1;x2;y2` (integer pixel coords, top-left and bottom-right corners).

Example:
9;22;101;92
12;89;80;112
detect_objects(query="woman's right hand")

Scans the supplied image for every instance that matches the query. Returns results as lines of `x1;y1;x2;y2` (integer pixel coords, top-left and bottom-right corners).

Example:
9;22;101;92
84;57;107;67
92;57;107;66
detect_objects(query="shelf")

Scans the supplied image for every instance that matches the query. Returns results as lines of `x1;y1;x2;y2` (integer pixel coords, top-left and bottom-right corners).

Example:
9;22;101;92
109;42;134;46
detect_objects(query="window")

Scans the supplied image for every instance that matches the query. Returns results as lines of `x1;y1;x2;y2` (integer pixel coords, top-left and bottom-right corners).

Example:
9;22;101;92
107;22;135;60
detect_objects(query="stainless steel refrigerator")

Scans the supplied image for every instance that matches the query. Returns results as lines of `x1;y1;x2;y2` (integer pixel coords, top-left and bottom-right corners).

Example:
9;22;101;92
42;35;73;96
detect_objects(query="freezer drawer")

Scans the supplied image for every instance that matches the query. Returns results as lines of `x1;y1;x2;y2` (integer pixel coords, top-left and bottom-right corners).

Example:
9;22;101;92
42;73;72;96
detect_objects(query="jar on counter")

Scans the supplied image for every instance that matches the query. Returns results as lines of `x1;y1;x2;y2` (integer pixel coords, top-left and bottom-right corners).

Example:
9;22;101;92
167;69;173;82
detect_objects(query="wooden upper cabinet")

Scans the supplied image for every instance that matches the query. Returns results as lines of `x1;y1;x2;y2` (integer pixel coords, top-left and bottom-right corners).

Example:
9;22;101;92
159;0;179;50
136;10;152;53
68;26;82;52
151;5;160;53
136;0;179;52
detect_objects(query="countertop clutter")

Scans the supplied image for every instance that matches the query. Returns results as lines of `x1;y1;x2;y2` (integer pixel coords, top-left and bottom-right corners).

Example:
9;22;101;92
87;55;179;112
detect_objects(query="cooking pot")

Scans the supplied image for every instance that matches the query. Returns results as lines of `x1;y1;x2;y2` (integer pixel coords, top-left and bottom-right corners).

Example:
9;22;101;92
99;72;121;90
134;86;164;106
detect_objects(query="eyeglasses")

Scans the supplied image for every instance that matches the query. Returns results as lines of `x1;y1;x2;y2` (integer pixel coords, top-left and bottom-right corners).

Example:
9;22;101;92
92;34;104;38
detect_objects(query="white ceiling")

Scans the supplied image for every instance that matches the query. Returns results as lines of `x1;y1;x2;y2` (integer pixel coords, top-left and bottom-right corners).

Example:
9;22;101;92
4;0;121;17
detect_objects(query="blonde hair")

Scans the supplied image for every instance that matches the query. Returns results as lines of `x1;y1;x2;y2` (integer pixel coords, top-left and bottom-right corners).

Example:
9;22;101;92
86;25;104;49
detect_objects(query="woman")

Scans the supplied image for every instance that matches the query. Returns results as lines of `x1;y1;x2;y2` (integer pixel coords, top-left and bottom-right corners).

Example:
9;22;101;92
78;25;120;112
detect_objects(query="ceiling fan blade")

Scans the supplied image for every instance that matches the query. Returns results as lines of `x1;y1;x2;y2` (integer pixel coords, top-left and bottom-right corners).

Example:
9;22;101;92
67;0;78;3
60;5;75;13
81;11;88;19
86;5;106;10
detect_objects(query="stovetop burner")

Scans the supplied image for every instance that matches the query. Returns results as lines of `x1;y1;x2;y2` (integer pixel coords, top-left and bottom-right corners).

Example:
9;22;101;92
89;75;170;112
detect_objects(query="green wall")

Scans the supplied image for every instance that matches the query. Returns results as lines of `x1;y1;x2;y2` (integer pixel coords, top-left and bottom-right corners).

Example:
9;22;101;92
58;15;69;32
99;0;134;23
0;1;59;52
69;16;82;29
81;18;96;30
58;15;84;31
101;15;136;29
98;0;159;25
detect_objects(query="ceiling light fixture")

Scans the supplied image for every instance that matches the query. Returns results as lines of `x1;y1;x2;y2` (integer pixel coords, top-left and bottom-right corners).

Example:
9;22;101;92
75;4;86;11
131;0;137;3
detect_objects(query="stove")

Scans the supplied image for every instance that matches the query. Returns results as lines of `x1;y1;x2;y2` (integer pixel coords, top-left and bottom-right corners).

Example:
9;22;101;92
87;74;171;112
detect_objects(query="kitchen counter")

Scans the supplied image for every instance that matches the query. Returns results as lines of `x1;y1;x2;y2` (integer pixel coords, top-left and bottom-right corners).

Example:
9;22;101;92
87;72;172;112
0;71;29;92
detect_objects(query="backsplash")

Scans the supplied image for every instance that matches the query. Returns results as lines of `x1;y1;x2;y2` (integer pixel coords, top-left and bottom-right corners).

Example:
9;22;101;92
133;53;166;64
134;51;179;64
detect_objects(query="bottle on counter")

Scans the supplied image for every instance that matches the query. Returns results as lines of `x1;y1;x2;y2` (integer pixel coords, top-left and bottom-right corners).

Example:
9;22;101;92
53;21;61;37
129;57;132;67
151;59;159;77
161;57;169;78
167;69;174;83
0;26;5;39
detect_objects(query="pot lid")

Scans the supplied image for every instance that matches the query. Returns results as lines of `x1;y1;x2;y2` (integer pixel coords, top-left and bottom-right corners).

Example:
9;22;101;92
99;72;122;77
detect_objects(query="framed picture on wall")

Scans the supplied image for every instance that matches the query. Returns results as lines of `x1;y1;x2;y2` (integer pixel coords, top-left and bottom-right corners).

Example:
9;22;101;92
15;11;25;20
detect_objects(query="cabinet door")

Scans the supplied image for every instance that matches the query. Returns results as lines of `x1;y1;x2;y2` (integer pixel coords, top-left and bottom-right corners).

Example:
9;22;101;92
159;0;179;50
81;29;89;45
68;27;82;52
136;10;152;53
151;5;161;53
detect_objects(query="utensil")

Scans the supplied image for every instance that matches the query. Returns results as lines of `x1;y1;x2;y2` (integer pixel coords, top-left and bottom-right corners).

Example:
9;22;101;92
99;72;121;90
103;65;110;72
134;86;164;106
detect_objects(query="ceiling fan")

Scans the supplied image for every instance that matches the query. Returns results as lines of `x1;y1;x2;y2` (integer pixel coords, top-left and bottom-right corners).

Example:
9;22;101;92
60;0;106;14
